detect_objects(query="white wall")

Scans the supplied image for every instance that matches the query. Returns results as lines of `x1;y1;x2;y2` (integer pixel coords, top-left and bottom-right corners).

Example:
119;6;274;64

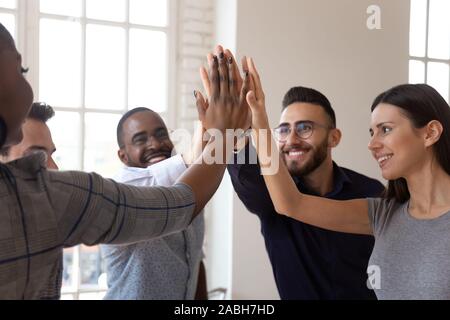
209;0;410;299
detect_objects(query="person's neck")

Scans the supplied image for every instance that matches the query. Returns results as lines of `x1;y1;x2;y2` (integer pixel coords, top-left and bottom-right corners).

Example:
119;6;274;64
406;157;450;219
301;158;335;196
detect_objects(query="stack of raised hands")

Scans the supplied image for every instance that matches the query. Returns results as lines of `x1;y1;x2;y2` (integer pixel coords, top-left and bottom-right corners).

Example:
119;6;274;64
190;45;277;171
194;45;270;136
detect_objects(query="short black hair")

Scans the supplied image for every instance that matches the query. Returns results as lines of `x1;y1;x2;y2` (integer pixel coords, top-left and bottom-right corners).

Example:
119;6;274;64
28;102;55;123
117;107;156;148
282;86;336;128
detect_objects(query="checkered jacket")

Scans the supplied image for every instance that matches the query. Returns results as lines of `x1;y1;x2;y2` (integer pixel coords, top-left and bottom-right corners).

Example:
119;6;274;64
0;153;195;299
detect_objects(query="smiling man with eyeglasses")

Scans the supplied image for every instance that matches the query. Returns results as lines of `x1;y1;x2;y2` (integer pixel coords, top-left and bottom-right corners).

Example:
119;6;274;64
227;86;385;300
273;118;334;181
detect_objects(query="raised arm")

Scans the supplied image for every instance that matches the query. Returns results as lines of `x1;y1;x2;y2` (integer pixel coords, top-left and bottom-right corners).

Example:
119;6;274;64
48;169;196;247
177;46;250;218
245;57;372;235
52;47;250;246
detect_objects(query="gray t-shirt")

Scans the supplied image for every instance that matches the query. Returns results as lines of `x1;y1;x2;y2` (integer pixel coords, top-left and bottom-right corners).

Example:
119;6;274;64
368;197;450;299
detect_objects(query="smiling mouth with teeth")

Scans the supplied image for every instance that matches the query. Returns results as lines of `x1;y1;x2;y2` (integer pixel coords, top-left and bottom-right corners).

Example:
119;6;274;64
377;154;393;167
289;151;305;155
147;155;167;164
143;153;170;165
285;149;309;159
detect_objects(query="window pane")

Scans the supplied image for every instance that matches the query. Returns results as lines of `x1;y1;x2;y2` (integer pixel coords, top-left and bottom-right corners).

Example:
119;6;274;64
47;111;82;170
0;13;15;40
409;60;425;84
79;245;106;287
85;24;126;110
129;29;167;112
60;294;75;300
84;112;121;177
40;0;82;17
0;0;15;9
129;0;168;27
40;19;82;108
428;0;450;59
409;0;427;57
427;62;450;103
62;247;75;288
86;0;126;22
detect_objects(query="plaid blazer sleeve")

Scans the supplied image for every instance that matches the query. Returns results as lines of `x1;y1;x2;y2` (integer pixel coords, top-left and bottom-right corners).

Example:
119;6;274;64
45;170;196;246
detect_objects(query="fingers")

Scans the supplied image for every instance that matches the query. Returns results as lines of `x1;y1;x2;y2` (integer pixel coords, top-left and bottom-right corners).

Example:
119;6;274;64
239;68;250;106
209;55;220;100
239;70;251;130
194;90;208;122
216;48;229;96
248;57;259;78
228;56;237;97
225;49;243;92
247;57;264;100
206;52;214;72
199;66;211;99
205;46;247;102
241;56;249;74
246;91;259;113
242;57;256;94
249;72;257;100
215;44;224;54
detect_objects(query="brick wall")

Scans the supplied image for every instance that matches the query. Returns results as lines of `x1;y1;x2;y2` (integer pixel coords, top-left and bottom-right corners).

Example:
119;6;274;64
176;0;215;131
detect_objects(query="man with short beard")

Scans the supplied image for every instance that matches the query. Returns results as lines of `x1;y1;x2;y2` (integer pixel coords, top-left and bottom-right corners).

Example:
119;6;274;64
101;108;207;300
227;86;385;300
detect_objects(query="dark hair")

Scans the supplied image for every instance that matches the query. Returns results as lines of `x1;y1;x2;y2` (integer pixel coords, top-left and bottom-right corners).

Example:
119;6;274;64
0;24;16;153
282;86;336;128
28;102;55;123
0;116;7;149
0;103;55;156
0;23;15;52
371;84;450;203
117;107;156;148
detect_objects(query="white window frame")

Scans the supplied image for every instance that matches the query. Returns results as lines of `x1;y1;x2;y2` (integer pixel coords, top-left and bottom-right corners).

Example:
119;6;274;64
7;0;178;299
0;2;20;45
409;0;450;101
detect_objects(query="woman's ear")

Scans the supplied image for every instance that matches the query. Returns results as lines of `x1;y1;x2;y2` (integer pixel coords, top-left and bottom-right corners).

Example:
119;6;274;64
424;120;443;148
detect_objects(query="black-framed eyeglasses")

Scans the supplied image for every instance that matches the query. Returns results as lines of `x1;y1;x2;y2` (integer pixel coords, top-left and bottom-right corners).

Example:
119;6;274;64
273;120;331;142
